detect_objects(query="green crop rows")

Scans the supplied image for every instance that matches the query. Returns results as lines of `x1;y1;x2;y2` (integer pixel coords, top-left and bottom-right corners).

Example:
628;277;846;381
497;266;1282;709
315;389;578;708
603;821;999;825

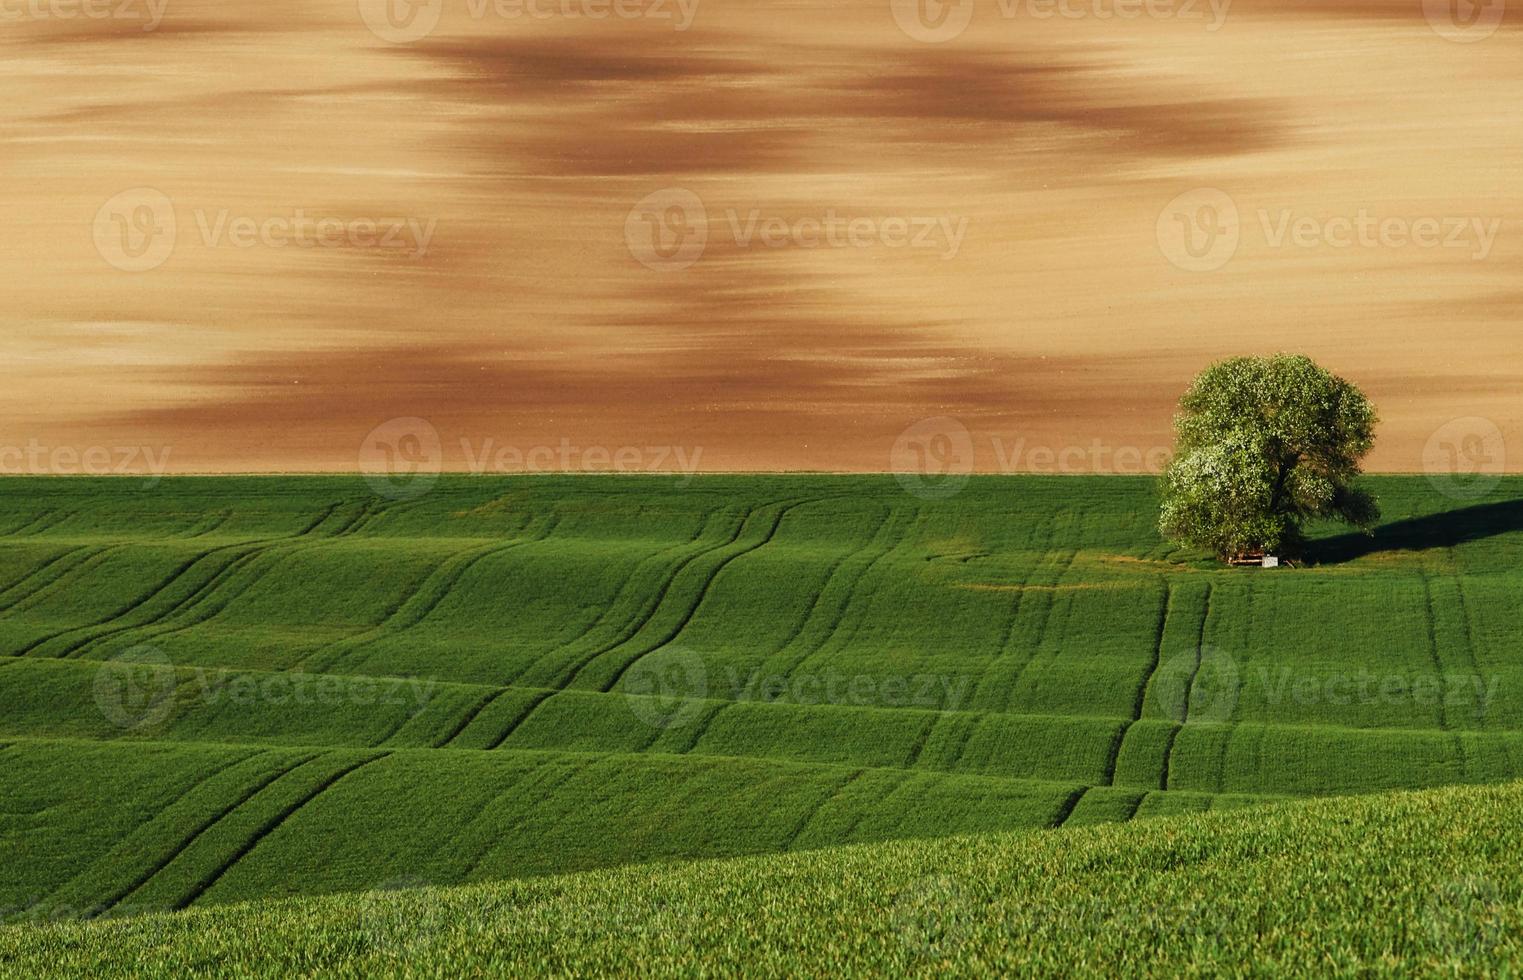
7;778;1523;977
0;475;1520;971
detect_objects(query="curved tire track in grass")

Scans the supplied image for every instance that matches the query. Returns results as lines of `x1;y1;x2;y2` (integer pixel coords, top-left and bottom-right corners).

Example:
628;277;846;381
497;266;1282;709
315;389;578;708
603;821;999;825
740;503;892;677
524;503;769;690
782;767;866;850
1419;570;1448;732
1051;786;1088;828
26;501;348;659
966;518;1055;711
505;504;738;689
1099;579;1172;787
998;541;1082;715
2;547;126;628
595;499;817;694
295;512;563;677
106;502;380;653
1158;583;1212;792
780;508;920;680
5;509;76;538
0;509;60;537
173;752;391;910
101;753;315;915
480;690;559;751
745;504;904;690
0;546;102;614
184;510;233;539
459;758;591;881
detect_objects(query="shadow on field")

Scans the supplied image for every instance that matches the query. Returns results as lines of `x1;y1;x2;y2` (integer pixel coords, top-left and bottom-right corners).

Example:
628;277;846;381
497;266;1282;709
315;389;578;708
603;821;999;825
1309;497;1523;564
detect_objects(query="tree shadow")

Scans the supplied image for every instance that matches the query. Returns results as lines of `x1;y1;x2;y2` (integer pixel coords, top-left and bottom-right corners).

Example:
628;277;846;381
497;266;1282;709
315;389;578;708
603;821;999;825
1306;497;1523;565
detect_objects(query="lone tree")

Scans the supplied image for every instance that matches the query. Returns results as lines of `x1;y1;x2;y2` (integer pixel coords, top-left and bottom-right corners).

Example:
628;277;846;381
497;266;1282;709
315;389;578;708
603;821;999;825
1158;354;1379;562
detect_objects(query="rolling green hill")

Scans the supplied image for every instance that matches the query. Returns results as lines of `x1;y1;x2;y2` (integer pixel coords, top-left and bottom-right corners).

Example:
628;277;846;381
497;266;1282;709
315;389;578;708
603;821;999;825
4;778;1520;977
1;475;1520;923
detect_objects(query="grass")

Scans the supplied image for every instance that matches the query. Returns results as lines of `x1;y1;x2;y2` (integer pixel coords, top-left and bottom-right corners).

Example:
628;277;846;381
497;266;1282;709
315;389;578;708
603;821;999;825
1;473;1521;967
3;779;1521;977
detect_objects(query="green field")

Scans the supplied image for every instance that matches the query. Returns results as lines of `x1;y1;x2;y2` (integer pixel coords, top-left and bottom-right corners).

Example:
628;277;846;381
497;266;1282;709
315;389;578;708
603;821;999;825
5;778;1520;977
0;474;1519;970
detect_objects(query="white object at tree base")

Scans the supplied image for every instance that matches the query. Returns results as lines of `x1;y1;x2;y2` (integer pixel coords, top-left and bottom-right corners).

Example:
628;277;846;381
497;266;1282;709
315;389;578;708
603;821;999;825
1262;555;1280;568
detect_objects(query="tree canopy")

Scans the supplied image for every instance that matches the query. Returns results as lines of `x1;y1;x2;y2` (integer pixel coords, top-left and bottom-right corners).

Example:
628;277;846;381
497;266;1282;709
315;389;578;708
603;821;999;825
1158;354;1379;562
